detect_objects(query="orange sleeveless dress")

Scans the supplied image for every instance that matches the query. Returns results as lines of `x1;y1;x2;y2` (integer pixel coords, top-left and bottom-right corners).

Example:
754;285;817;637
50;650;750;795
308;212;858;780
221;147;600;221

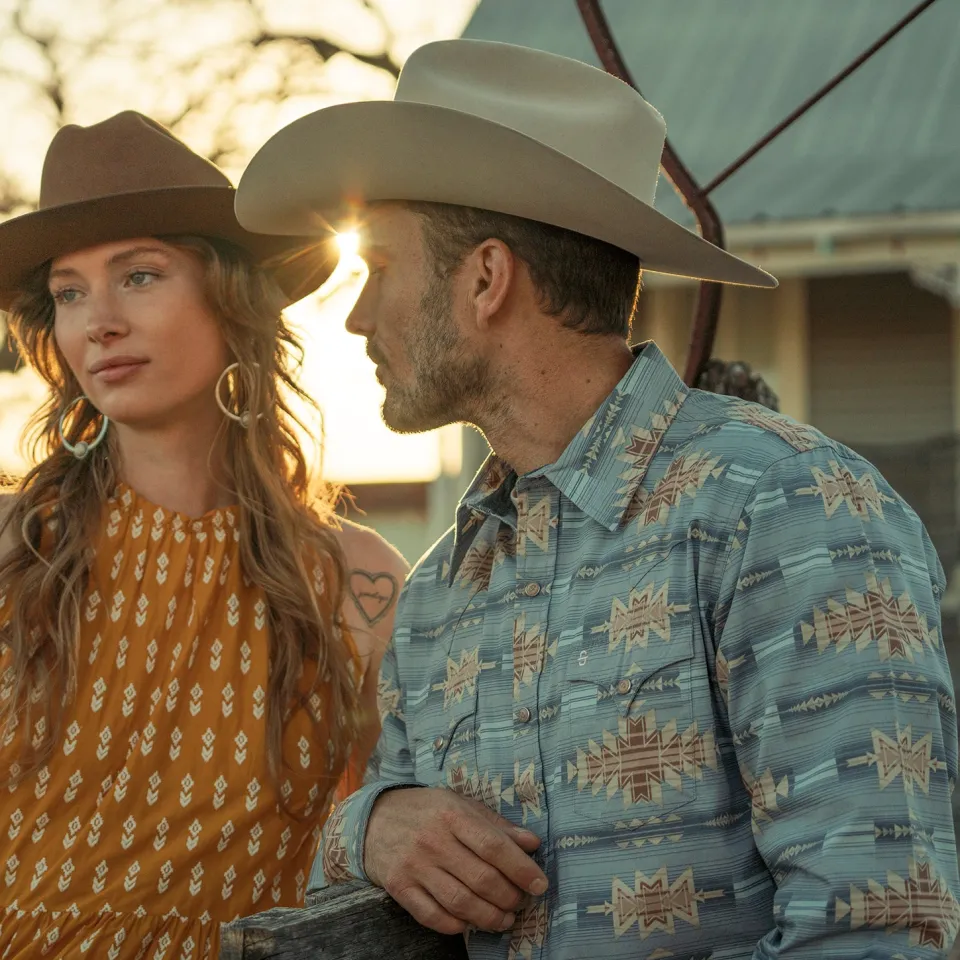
0;484;358;958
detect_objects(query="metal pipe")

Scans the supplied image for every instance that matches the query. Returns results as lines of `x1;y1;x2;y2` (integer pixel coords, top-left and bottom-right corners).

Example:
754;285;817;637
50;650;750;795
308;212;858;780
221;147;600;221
701;0;942;197
576;0;724;386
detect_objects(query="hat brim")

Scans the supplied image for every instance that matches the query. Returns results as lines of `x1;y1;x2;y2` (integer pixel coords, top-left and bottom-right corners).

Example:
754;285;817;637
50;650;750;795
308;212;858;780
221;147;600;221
0;186;337;311
235;101;777;289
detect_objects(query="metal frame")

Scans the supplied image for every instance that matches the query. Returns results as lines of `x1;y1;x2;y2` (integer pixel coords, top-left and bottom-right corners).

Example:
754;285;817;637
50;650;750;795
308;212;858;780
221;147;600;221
575;0;942;386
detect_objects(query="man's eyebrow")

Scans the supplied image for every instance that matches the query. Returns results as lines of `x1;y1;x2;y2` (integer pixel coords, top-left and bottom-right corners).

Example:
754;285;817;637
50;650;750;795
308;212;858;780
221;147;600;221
48;245;171;281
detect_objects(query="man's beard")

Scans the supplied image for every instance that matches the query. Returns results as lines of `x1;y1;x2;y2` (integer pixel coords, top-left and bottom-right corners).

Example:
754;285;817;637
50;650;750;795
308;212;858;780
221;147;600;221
381;272;491;435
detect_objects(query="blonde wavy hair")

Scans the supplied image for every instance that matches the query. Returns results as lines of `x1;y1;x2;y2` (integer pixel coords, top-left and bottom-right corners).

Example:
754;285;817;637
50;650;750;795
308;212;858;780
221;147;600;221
0;235;359;802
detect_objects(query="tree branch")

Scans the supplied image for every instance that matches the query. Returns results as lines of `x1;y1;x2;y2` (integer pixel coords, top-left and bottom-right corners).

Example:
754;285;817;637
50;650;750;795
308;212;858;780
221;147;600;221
249;31;399;76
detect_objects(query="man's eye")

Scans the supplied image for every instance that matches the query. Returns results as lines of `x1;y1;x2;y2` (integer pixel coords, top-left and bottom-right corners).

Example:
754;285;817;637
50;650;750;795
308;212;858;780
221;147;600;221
128;271;158;287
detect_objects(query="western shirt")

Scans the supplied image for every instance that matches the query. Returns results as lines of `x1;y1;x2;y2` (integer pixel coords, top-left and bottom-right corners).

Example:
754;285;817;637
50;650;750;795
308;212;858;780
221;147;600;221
312;342;960;958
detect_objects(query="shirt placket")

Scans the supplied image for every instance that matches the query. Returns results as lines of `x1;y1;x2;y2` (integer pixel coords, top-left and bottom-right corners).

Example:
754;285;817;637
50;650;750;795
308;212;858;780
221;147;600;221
510;477;559;960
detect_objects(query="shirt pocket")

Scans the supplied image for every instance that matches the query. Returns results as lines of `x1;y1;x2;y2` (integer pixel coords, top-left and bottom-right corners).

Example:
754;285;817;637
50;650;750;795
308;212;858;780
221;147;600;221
409;692;478;789
407;604;486;791
563;560;707;826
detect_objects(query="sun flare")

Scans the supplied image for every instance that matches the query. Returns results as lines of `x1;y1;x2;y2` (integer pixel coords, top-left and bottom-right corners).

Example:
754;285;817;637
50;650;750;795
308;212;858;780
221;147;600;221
336;231;359;258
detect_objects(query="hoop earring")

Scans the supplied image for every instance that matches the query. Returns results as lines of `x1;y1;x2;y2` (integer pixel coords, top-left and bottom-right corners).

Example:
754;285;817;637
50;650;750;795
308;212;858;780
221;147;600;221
215;362;263;429
58;396;109;460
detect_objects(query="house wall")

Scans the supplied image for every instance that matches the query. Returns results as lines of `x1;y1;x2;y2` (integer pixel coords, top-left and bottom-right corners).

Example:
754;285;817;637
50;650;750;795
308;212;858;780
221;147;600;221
808;273;953;444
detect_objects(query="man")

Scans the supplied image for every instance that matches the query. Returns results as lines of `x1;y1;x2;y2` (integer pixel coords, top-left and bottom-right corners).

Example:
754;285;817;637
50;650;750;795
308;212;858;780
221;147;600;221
236;39;960;959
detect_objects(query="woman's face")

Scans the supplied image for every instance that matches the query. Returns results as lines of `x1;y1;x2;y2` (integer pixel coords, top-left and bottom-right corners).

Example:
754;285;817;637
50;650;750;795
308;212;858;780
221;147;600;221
50;237;230;430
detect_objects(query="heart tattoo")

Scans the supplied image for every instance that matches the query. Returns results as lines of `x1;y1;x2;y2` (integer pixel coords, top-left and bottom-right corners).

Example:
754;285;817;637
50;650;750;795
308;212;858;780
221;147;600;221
348;569;399;627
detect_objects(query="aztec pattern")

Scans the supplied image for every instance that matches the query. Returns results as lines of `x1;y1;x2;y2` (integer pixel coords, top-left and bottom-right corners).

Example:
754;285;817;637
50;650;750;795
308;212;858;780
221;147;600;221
315;343;960;958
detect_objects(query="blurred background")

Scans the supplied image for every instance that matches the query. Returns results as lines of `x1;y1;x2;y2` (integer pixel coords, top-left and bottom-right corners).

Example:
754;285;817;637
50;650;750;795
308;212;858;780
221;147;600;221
0;0;958;620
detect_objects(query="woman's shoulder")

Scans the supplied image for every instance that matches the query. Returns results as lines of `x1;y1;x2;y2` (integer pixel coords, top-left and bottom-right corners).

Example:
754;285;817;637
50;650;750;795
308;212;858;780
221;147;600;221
335;517;409;578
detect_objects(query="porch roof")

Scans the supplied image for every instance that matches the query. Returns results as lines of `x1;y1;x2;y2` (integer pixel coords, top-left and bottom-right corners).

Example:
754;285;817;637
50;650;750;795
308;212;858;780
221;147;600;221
461;0;960;228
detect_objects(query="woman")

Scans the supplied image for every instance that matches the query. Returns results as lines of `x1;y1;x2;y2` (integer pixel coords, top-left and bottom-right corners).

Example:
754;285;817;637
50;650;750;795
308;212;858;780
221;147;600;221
0;112;408;957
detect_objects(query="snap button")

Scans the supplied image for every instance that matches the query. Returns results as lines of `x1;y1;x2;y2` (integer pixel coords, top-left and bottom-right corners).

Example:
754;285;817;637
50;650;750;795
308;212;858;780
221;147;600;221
616;678;632;695
433;736;445;751
523;582;541;597
517;706;532;724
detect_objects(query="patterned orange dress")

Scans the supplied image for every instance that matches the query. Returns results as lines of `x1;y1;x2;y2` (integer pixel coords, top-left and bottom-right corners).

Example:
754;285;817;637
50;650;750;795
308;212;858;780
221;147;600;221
0;484;357;958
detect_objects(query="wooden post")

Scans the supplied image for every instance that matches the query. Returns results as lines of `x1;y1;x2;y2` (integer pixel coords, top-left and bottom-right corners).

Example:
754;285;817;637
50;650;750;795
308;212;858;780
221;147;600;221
219;881;469;959
770;277;810;423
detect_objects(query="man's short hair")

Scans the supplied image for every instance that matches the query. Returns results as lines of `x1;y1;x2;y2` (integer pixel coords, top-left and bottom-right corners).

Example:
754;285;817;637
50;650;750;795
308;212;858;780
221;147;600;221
405;201;641;338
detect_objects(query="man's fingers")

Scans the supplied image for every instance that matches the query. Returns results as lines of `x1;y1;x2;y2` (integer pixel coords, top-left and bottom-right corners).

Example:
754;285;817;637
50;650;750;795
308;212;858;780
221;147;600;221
448;840;527;912
422;866;517;933
511;829;542;853
453;815;548;897
391;883;469;937
472;801;543;853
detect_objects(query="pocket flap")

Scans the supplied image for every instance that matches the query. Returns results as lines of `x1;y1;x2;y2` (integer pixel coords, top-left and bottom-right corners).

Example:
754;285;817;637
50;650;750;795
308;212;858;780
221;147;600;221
409;695;477;770
567;630;694;716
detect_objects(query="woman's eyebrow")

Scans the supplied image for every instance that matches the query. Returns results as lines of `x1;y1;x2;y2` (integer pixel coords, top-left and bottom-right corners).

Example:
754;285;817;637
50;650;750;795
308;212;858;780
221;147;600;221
49;245;170;281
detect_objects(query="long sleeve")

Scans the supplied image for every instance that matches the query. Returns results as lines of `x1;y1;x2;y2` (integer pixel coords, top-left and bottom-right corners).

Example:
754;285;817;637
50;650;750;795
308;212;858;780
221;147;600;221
309;619;418;890
714;447;960;956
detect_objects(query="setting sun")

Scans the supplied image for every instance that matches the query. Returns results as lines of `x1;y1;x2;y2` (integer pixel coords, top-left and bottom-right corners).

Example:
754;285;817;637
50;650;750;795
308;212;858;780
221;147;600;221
336;231;360;258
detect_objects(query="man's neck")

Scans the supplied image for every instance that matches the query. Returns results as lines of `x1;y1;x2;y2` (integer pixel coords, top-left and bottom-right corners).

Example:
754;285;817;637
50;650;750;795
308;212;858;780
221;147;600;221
477;336;636;477
113;413;235;518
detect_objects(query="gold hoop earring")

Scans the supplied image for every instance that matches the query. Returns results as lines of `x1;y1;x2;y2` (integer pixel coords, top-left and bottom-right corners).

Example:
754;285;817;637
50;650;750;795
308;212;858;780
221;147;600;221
215;362;263;429
58;396;109;459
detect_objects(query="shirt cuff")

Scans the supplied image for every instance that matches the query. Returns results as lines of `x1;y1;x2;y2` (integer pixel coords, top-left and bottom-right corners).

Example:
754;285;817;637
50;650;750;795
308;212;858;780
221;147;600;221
308;781;418;893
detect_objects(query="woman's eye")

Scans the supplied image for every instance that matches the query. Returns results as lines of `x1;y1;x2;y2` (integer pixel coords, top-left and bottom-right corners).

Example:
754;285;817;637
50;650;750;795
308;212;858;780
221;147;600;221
51;288;81;305
127;270;157;287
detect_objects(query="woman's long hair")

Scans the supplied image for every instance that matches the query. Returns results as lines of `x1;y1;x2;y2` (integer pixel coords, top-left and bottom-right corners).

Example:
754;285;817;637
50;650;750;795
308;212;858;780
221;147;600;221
0;235;358;803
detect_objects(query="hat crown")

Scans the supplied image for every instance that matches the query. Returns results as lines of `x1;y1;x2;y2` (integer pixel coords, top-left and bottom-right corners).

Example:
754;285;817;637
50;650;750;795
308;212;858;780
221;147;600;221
395;39;665;205
39;111;231;210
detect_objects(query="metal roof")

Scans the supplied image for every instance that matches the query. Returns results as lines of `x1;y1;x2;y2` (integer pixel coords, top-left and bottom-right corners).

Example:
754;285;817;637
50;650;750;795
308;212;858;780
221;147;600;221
461;0;960;227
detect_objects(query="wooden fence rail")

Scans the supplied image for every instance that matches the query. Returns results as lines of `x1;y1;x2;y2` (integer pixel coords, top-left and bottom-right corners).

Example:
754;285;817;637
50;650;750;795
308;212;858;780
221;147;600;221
219;881;469;959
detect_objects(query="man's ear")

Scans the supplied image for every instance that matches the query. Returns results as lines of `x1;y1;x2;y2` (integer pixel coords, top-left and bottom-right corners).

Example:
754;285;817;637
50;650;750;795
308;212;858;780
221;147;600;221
467;238;515;332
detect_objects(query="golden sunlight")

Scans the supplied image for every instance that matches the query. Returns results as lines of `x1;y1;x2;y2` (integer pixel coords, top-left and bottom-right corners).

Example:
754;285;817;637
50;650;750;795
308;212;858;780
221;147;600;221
336;231;360;259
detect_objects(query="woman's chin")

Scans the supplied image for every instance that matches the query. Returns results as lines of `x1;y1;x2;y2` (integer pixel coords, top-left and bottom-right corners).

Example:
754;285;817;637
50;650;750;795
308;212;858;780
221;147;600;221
94;400;169;430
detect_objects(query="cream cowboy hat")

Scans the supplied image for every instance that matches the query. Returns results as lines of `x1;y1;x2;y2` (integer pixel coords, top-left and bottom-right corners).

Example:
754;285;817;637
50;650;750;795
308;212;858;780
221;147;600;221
235;39;776;289
0;111;336;311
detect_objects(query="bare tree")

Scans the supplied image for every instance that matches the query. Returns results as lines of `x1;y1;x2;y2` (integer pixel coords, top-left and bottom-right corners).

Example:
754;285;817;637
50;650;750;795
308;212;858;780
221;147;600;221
0;0;414;211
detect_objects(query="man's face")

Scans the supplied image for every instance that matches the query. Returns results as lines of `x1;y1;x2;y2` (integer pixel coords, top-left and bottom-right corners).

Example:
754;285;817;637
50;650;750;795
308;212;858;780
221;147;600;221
346;204;489;434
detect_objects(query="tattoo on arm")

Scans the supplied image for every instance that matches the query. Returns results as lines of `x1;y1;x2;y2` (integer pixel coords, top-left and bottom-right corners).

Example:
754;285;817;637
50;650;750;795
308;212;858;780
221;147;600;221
347;568;399;627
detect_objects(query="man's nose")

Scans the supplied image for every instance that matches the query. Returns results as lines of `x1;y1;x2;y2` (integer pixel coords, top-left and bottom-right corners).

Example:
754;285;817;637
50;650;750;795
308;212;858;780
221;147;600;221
345;288;374;338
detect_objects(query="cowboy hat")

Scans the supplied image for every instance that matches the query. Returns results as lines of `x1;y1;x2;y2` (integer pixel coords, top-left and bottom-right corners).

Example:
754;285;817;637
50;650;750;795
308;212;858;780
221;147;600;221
0;111;336;311
235;39;776;289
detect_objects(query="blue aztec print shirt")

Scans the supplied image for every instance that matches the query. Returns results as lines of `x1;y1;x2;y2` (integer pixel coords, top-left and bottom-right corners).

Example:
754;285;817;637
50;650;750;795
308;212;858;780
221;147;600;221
313;342;960;958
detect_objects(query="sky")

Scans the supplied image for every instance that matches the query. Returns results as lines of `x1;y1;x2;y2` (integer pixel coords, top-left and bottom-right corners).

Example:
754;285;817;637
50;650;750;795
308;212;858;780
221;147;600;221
0;0;479;483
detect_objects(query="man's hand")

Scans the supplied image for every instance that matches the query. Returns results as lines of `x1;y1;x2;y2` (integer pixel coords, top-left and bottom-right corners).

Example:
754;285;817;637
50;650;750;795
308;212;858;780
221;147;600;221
364;787;547;936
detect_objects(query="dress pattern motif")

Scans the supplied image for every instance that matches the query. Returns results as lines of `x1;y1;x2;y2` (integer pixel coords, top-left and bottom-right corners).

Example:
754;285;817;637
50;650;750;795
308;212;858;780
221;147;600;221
0;485;351;958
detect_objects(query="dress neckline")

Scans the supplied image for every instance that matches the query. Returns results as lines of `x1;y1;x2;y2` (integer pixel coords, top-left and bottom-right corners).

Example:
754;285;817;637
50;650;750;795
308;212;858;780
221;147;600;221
109;481;239;532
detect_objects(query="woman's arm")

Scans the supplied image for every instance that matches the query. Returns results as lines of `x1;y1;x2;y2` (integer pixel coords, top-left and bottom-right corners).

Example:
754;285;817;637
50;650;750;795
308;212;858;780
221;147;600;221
335;519;411;794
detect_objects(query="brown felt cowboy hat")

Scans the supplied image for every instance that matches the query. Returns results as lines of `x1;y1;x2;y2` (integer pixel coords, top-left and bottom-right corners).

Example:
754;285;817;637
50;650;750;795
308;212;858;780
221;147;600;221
0;111;337;311
235;39;776;289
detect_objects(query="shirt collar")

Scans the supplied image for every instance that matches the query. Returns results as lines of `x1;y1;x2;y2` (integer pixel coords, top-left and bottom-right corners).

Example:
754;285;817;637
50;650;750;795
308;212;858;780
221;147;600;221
543;341;688;530
448;343;689;579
